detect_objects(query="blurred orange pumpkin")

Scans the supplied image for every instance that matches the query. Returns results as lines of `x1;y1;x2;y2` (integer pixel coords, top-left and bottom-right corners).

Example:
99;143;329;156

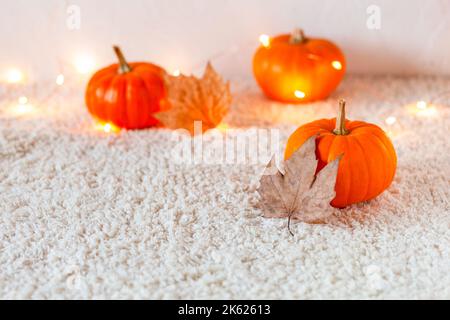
285;100;397;208
253;29;346;103
85;46;166;129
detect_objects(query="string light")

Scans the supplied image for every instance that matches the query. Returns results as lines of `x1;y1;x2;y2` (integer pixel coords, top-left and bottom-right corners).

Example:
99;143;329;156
331;60;343;70
385;116;397;125
12;97;34;115
412;101;437;117
103;123;112;133
407;101;437;117
259;34;271;48
216;123;229;132
74;55;95;74
294;90;306;99
56;74;65;86
18;96;28;105
95;122;120;133
416;101;428;110
1;41;441;134
15;104;34;115
6;69;24;83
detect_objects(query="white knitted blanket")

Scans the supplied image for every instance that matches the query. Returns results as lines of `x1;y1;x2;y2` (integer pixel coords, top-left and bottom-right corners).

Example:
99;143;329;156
0;75;449;299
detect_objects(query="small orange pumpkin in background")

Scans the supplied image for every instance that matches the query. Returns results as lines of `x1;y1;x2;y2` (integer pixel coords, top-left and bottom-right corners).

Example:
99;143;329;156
285;100;397;208
253;29;346;103
86;46;166;129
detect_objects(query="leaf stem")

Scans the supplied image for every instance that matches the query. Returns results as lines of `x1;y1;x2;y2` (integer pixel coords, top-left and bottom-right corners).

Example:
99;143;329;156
287;215;295;237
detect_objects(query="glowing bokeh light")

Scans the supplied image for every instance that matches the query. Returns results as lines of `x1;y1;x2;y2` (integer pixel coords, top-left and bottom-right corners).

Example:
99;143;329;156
18;96;28;105
56;74;65;85
259;34;271;48
416;101;428;110
216;123;229;132
331;60;343;70
95;122;120;133
75;55;95;74
385;116;397;125
6;69;24;83
294;90;306;99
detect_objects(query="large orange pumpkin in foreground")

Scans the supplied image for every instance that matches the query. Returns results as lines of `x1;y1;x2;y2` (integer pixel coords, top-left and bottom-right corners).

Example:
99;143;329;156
285;100;397;208
86;46;166;129
253;29;346;103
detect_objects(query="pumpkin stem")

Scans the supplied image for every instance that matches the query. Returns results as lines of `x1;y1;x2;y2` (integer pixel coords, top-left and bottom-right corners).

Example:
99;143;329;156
334;99;349;135
113;46;132;74
290;28;306;44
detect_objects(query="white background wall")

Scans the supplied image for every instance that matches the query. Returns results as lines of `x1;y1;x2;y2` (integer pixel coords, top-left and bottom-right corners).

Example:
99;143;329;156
1;0;450;81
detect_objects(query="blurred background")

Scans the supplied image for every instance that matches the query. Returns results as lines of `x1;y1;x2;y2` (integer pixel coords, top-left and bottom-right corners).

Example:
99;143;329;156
1;0;450;82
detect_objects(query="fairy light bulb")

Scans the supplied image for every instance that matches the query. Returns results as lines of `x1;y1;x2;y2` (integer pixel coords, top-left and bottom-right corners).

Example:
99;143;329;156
216;123;229;132
415;102;437;117
18;96;28;105
172;69;181;77
95;122;120;133
331;60;343;70
14;97;34;115
259;34;271;48
75;55;95;74
6;69;24;83
385;116;396;125
416;101;428;110
294;90;306;99
16;104;32;114
103;123;112;133
56;74;65;85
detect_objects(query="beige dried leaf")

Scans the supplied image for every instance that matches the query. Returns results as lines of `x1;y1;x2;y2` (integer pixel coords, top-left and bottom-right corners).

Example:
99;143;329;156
155;63;231;135
257;136;341;224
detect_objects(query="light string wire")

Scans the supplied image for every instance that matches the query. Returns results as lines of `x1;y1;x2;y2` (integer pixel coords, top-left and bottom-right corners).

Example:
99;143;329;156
0;37;257;116
0;33;446;130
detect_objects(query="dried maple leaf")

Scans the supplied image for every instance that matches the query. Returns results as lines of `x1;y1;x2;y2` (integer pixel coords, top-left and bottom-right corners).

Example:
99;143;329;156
155;63;231;135
257;136;341;226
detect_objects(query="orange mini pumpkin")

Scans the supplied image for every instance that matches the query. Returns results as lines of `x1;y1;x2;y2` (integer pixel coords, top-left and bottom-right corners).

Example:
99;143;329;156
86;46;166;129
285;100;397;208
253;29;346;103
